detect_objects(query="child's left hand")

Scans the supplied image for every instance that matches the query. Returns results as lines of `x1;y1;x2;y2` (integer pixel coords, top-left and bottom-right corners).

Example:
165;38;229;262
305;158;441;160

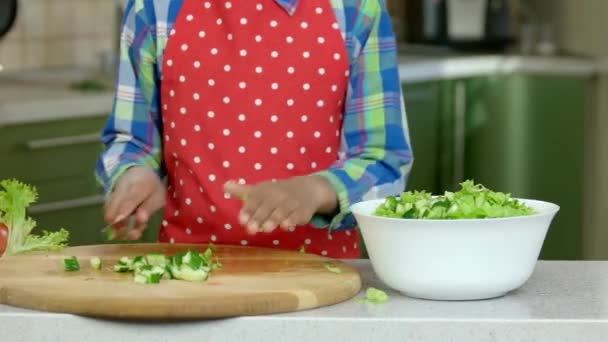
224;176;338;235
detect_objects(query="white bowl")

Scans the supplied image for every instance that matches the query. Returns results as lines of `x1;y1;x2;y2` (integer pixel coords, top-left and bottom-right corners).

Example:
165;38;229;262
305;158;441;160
351;198;559;301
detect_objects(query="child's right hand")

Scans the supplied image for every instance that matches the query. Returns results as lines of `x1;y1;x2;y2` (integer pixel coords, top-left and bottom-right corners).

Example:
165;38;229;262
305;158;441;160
103;166;166;240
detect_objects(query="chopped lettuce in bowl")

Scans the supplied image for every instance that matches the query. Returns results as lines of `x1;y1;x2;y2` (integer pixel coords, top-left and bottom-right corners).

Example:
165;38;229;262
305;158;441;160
373;180;535;220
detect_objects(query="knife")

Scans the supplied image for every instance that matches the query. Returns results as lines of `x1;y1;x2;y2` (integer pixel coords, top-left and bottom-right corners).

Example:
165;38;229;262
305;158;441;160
101;215;136;241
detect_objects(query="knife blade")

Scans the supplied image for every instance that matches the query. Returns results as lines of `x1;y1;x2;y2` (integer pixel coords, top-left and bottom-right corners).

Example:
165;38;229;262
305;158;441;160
101;215;136;241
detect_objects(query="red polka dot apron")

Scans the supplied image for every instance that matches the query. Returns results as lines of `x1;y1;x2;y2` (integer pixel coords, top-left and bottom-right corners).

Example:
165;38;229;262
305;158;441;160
159;0;359;258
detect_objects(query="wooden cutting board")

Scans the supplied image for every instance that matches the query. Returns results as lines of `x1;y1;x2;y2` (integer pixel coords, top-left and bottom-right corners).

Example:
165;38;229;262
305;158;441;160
0;243;361;320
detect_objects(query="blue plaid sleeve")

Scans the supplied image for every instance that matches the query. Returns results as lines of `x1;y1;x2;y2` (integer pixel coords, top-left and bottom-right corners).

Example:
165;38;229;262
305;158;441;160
312;0;413;231
95;0;165;194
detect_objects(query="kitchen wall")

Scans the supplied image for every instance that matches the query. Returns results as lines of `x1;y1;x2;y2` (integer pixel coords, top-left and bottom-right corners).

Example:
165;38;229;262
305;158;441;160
0;0;116;72
527;0;608;58
384;0;406;43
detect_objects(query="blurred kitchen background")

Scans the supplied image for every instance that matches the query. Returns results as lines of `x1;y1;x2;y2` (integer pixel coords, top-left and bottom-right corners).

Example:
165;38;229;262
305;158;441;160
0;0;606;260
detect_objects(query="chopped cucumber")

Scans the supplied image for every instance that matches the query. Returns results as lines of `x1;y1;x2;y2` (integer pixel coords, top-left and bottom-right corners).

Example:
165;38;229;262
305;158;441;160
145;253;168;267
147;273;162;284
182;251;192;264
133;264;165;284
90;257;102;270
133;256;144;264
185;250;203;269
133;274;148;284
101;225;115;241
119;256;133;266
113;248;220;284
169;265;208;282
113;264;131;272
132;256;149;271
63;256;80;271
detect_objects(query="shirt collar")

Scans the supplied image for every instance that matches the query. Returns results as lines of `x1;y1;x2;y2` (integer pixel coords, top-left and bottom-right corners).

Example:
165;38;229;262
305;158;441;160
273;0;300;16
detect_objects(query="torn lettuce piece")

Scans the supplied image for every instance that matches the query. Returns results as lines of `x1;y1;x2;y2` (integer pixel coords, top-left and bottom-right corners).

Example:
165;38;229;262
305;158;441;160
0;179;69;256
323;262;342;274
356;287;389;304
374;180;535;220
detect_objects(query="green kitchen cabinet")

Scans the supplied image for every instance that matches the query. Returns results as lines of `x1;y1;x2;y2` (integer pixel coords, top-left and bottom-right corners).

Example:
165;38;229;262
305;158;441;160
461;74;585;260
0;116;161;245
402;81;443;193
402;74;587;260
0;117;106;186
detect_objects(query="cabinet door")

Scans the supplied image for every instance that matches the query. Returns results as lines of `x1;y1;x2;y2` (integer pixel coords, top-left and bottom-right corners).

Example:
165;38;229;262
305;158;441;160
436;79;465;193
402;81;443;193
0;116;106;186
0;116;163;246
463;74;585;260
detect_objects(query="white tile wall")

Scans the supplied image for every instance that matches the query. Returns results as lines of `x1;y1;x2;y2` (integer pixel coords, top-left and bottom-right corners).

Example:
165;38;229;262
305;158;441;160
0;0;116;72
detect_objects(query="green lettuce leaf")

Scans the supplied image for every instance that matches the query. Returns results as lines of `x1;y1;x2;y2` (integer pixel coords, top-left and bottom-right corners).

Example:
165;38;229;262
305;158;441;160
0;179;69;256
374;180;535;220
356;287;389;304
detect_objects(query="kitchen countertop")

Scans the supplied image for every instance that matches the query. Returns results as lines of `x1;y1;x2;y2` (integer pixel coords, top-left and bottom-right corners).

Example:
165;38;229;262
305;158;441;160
0;69;113;127
0;55;603;126
2;260;608;342
397;55;600;83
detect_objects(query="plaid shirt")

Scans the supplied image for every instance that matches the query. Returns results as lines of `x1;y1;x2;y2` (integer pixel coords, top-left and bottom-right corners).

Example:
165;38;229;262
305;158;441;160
96;0;413;231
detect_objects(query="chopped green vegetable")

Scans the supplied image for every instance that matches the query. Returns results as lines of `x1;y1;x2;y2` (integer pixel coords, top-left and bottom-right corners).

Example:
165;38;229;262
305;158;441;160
374;180;535;220
355;287;388;304
113;247;220;284
90;257;102;270
166;250;214;282
168;264;208;282
133;274;148;284
211;258;223;271
63;256;80;271
298;246;306;253
323;262;342;274
199;249;222;271
0;179;69;256
133;265;165;284
145;253;168;267
132;256;146;270
183;250;203;269
113;264;131;272
101;225;115;241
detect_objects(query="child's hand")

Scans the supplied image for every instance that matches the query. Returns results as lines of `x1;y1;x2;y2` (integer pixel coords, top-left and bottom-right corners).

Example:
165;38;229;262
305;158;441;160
224;176;338;235
104;166;166;240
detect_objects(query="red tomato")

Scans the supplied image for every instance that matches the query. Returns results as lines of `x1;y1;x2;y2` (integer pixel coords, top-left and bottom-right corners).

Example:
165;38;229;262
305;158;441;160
0;223;7;256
